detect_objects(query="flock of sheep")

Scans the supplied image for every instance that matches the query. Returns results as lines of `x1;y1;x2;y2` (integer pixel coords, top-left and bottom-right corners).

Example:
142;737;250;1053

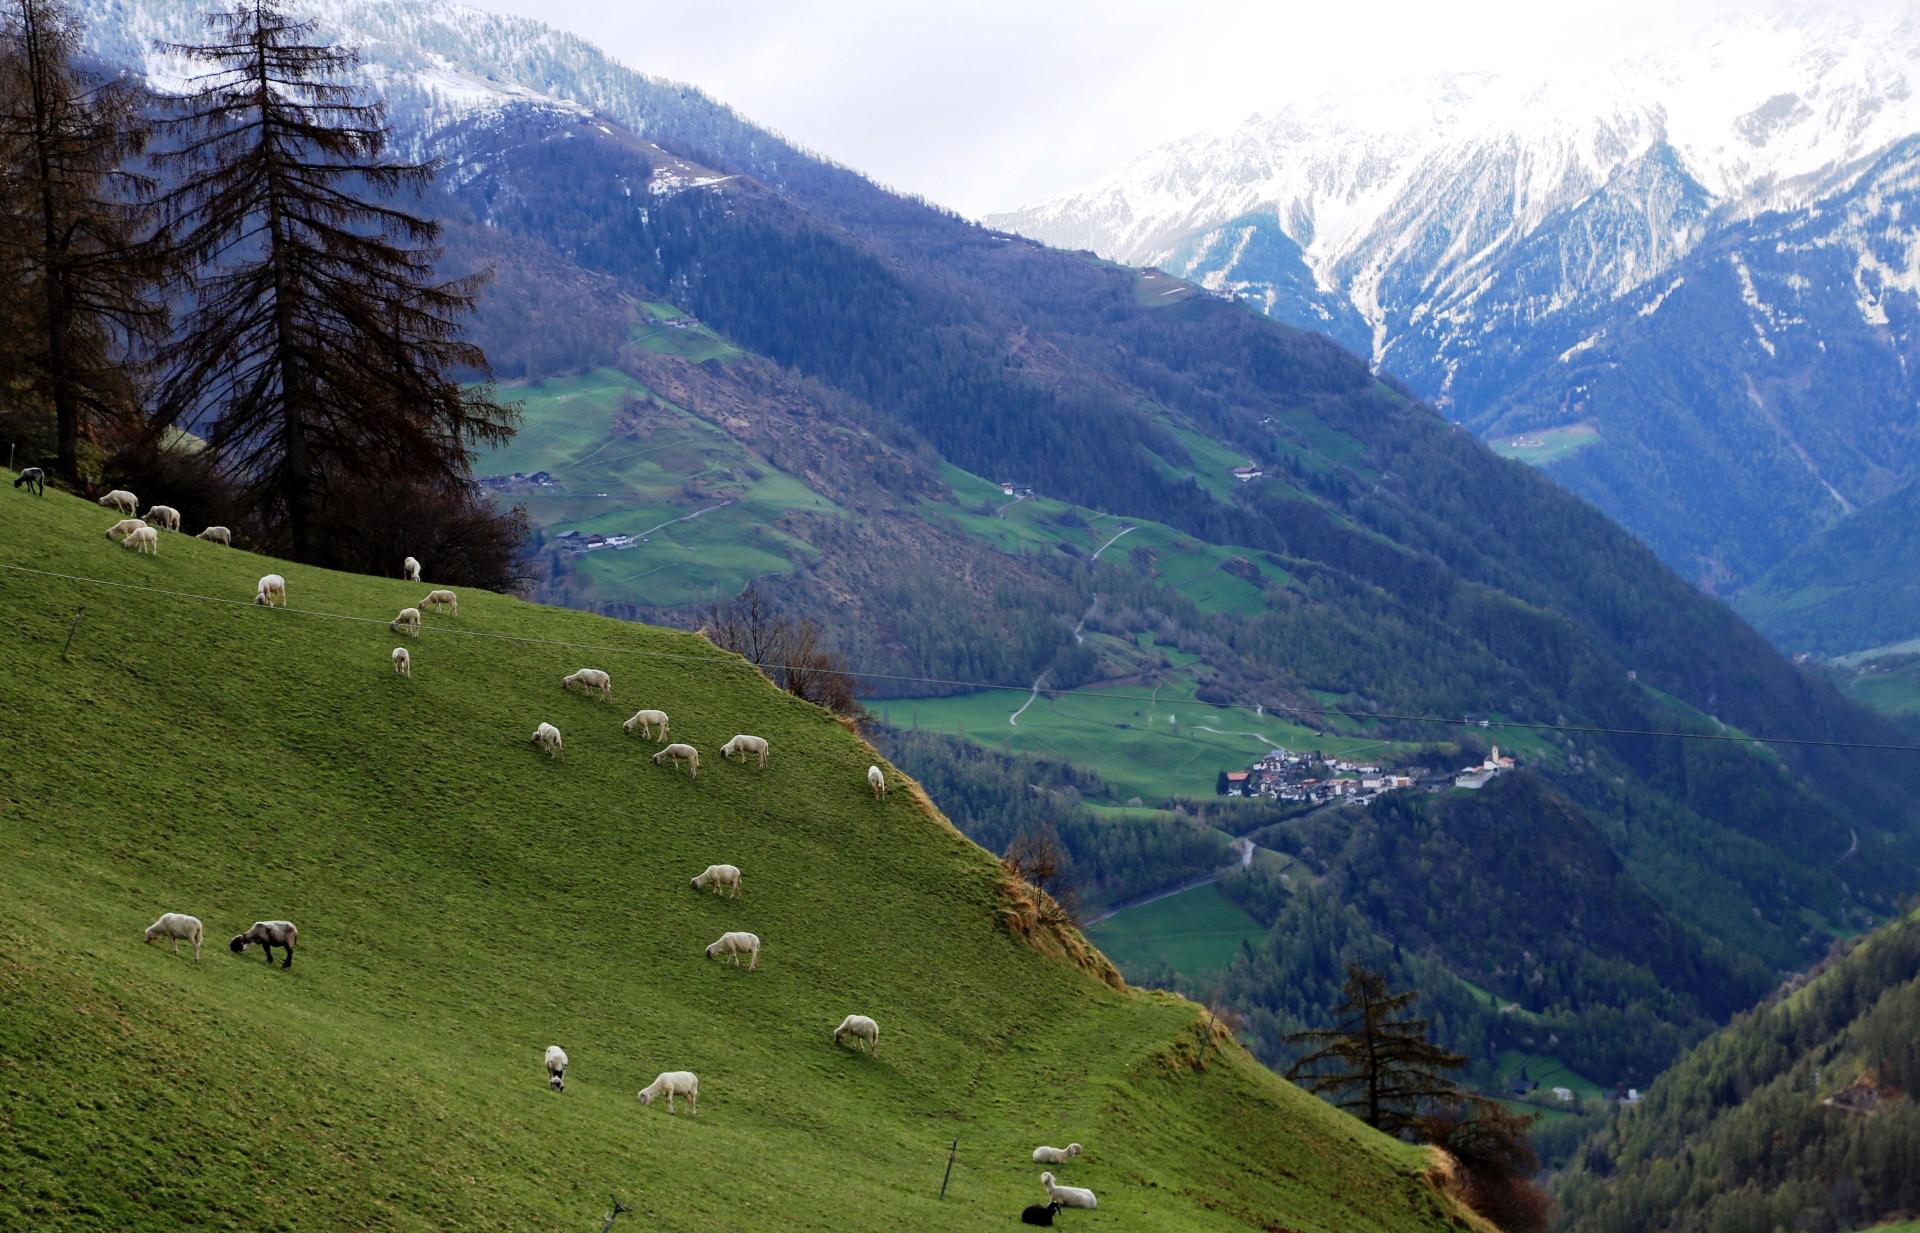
73;484;1100;1221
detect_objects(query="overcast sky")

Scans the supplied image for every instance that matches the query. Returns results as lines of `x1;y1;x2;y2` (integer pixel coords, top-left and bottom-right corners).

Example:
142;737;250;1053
465;0;1884;217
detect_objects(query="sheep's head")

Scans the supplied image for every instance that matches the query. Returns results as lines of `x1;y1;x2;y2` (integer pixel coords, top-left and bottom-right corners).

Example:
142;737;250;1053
637;1088;654;1105
229;935;248;952
705;943;718;959
253;591;266;605
690;877;703;890
1066;1144;1083;1157
143;927;157;944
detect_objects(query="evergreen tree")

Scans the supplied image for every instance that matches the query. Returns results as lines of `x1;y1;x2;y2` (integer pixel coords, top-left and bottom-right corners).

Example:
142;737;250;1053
150;0;515;554
1285;965;1465;1135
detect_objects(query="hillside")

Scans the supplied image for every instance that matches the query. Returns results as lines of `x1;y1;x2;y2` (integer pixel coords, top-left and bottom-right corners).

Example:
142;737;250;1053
0;486;1477;1232
1735;477;1920;656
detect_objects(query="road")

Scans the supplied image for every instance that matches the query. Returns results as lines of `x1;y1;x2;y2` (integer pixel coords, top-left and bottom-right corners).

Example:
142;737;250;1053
1090;525;1138;561
1009;671;1049;726
1085;836;1258;925
634;500;735;541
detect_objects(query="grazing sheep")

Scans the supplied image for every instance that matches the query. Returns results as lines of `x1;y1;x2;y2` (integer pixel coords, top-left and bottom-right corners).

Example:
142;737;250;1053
544;1045;569;1092
13;467;44;496
392;646;411;678
195;526;232;546
254;574;287;607
1032;1144;1084;1165
229;920;298;968
833;1014;879;1055
141;504;181;532
1039;1173;1096;1210
97;489;138;515
653;743;700;777
622;709;669;741
122;525;158;555
719;734;770;769
868;764;886;800
144;912;203;961
636;1070;698;1115
390;607;422;637
420;589;457;616
561;667;611;698
403;556;422;582
104;517;146;542
1020;1202;1063;1227
704;931;760;970
532;722;563;759
690;864;742;899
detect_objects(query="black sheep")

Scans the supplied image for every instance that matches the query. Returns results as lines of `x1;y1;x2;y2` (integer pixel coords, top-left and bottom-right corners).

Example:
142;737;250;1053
1020;1201;1062;1226
13;468;44;496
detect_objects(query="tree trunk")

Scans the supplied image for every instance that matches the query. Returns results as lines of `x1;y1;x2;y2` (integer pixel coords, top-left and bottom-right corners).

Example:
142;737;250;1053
21;0;78;479
254;12;311;553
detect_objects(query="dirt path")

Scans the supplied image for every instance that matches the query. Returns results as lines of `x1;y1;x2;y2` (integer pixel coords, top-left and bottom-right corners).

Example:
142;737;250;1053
1009;671;1049;727
1091;525;1138;561
634;500;735;540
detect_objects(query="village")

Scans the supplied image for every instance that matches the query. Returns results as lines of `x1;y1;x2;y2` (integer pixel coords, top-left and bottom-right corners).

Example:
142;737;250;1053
1217;743;1517;804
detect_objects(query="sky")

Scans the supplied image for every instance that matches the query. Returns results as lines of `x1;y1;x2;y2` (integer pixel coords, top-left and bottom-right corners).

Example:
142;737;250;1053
464;0;1891;218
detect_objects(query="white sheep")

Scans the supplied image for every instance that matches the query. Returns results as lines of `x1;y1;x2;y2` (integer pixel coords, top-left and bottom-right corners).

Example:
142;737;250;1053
97;489;138;515
719;734;769;769
705;930;760;970
403;556;422;582
104;517;146;542
868;765;886;800
254;574;286;607
195;526;232;546
561;667;611;698
122;525;158;555
390;607;422;637
690;863;742;899
1032;1144;1084;1165
833;1014;879;1055
392;647;411;678
144;912;203;961
421;589;457;616
532;721;563;759
544;1044;569;1092
622;709;669;741
653;743;700;777
141;504;181;532
1039;1173;1096;1210
636;1070;698;1114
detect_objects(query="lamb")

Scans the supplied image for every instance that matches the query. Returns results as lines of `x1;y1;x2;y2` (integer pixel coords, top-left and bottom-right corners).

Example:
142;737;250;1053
690;864;742;899
532;721;563;759
704;931;760;970
254;574;286;607
229;920;298;968
561;667;611;698
390;607;422;637
832;1014;879;1055
544;1045;569;1092
719;734;769;769
636;1070;698;1115
420;589;457;616
195;526;232;546
653;743;700;777
1039;1173;1096;1210
392;646;411;678
141;504;181;532
403;556;422;582
104;517;146;542
13;467;44;496
868;764;886;800
622;709;669;741
144;912;203;961
1020;1202;1063;1227
1032;1144;1084;1165
97;489;138;515
122;525;158;555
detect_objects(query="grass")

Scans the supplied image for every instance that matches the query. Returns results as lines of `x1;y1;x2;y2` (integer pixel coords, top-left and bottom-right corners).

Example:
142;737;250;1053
1828;652;1920;721
1087;884;1267;979
1488;422;1599;467
1492;1050;1607;1104
0;485;1470;1233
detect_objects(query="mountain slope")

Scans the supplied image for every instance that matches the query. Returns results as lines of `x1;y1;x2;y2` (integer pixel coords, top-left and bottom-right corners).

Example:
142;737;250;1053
0;486;1475;1233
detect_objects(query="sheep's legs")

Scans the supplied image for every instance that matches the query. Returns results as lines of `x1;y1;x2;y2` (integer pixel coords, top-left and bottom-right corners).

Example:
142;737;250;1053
263;943;275;965
281;944;293;969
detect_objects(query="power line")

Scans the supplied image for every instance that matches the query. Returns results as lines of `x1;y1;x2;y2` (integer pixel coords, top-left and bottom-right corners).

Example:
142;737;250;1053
8;560;1920;755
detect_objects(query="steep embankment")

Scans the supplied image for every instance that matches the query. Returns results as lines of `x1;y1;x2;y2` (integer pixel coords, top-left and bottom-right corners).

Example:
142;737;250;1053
0;488;1468;1232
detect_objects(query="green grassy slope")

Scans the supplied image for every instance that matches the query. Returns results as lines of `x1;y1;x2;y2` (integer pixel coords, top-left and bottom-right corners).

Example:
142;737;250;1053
0;487;1468;1233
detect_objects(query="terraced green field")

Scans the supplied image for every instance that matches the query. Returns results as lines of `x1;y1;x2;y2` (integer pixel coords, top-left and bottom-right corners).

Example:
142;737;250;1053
1088;884;1267;979
1489;422;1600;467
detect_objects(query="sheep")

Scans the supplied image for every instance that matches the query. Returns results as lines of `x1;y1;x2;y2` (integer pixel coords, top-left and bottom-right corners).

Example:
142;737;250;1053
719;734;769;769
13;467;44;496
97;489;138;515
833;1014;879;1055
104;517;146;542
420;589;457;616
1039;1173;1096;1210
141;504;181;532
653;743;700;777
544;1045;569;1092
392;646;411;678
868;764;886;800
561;667;611;698
1020;1202;1063;1227
636;1070;698;1115
254;574;286;607
1032;1144;1084;1165
704;931;760;970
229;920;298;968
195;526;232;546
622;709;669;741
390;607;422;637
690;863;741;899
403;556;422;582
122;525;159;555
144;912;203;961
532;721;563;759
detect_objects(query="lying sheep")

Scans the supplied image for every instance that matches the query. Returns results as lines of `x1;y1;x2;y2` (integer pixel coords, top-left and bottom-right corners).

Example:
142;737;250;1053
142;505;181;532
392;647;411;678
13;467;44;496
719;734;769;769
636;1070;698;1115
545;1045;569;1092
691;864;742;899
653;743;699;777
705;931;760;970
254;574;286;607
230;920;298;968
561;667;611;698
104;517;146;542
390;607;422;637
1020;1202;1063;1227
195;526;231;546
97;489;138;515
532;722;563;759
144;912;203;961
622;709;669;741
868;765;886;800
1039;1173;1096;1210
833;1014;879;1055
420;589;457;616
403;556;422;582
122;525;158;555
1032;1144;1083;1165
